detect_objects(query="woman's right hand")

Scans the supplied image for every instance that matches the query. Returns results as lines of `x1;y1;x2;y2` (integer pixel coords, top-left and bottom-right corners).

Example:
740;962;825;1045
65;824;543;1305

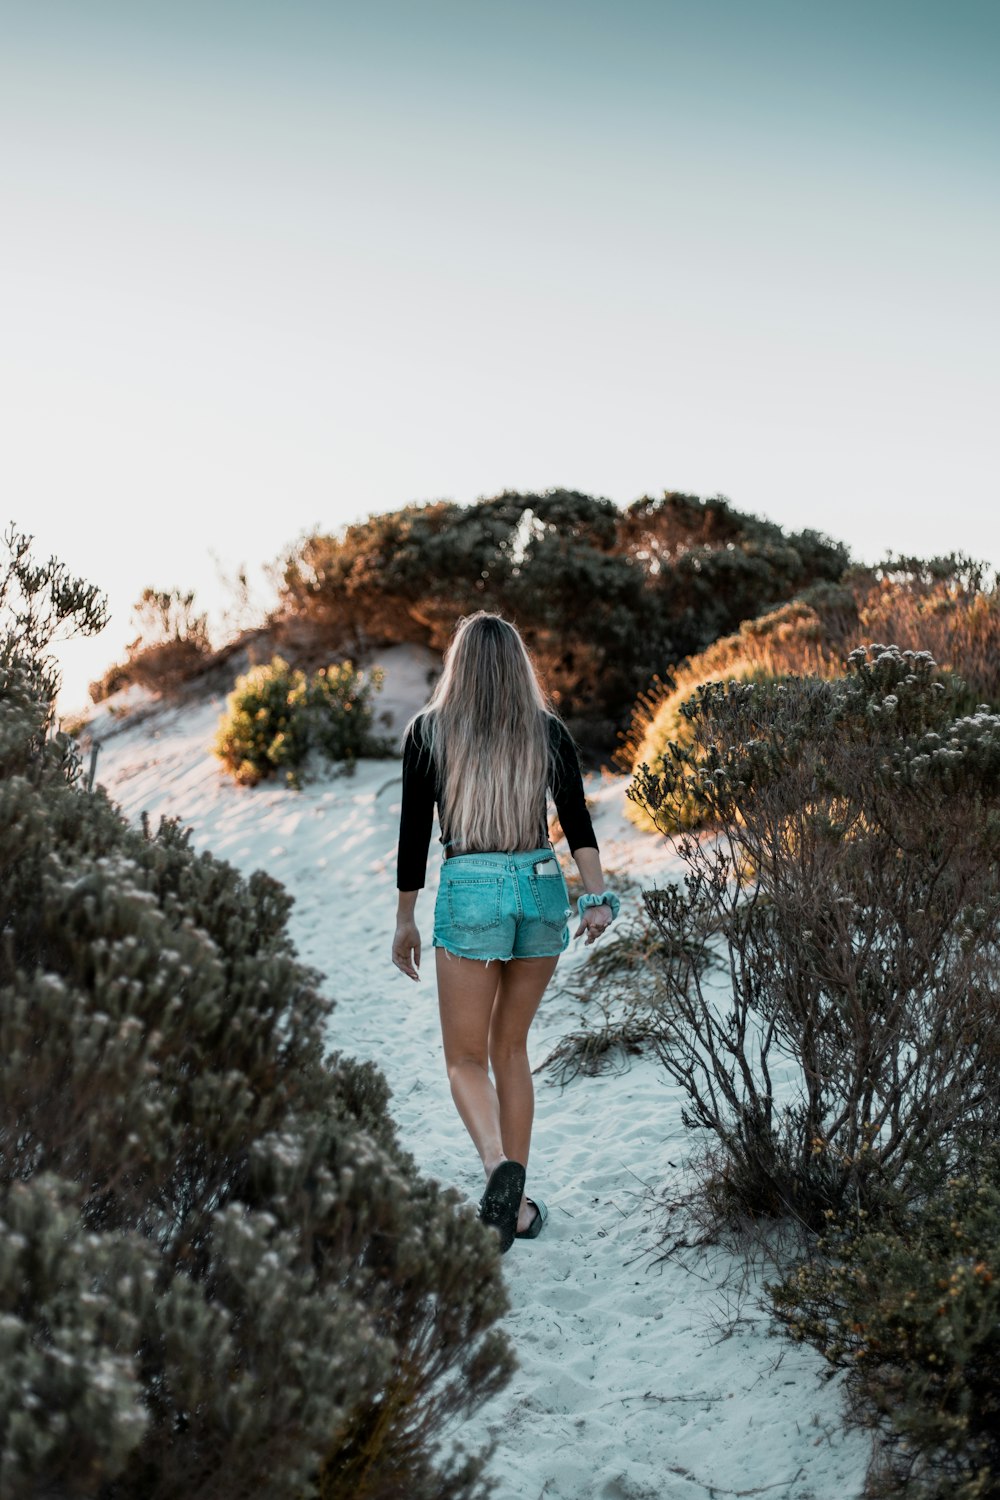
575;904;613;946
392;921;421;981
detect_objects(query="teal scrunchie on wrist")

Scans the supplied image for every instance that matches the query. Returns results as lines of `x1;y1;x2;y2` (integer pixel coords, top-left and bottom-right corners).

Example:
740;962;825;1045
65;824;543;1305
577;890;621;922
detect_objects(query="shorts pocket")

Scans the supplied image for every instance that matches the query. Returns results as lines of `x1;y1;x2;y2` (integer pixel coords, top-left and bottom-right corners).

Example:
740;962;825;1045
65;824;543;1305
445;876;504;933
528;870;571;932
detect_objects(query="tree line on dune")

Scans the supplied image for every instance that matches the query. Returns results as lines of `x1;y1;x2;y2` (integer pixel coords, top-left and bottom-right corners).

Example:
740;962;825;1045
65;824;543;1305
274;488;849;750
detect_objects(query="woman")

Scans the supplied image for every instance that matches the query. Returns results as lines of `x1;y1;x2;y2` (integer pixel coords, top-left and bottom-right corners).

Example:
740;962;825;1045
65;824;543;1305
391;611;621;1254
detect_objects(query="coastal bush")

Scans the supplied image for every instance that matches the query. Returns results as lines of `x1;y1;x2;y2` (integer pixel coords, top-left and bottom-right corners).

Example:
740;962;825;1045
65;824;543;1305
90;586;215;703
616;492;849;653
213;653;392;787
770;1158;1000;1498
1;519;108;717
621;556;1000;827
628;644;1000;1229
276;489;848;744
623;662;793;834
0;535;515;1499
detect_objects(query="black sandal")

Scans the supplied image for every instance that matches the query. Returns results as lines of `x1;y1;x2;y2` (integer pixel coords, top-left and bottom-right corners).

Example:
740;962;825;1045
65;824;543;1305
478;1160;526;1253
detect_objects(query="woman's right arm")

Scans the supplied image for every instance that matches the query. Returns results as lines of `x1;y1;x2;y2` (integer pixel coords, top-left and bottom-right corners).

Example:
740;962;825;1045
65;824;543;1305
394;888;420;980
393;719;435;980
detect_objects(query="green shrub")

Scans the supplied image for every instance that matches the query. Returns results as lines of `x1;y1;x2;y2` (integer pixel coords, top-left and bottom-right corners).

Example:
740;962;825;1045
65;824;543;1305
628;645;1000;1229
0;533;515;1499
213;653;392;787
770;1159;1000;1498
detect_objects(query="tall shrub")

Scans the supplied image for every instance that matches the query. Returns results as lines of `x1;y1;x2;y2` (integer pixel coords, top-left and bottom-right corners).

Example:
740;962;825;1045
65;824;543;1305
628;645;1000;1229
0;537;514;1500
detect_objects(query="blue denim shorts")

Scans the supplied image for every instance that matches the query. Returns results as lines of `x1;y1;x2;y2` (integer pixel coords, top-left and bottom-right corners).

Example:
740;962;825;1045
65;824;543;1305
433;846;573;964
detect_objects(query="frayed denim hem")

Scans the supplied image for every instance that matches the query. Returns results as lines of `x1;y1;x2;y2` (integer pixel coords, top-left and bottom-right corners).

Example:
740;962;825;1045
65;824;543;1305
432;937;506;966
431;937;566;965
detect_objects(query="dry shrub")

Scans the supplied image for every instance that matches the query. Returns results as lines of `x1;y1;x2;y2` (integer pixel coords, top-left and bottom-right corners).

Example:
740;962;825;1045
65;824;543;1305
535;904;716;1084
858;575;1000;704
91;587;215;702
122;633;212;696
628;644;1000;1231
534;1001;661;1084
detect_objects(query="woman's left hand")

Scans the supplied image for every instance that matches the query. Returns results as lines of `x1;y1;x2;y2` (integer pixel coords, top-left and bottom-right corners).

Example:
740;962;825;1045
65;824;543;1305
574;904;613;946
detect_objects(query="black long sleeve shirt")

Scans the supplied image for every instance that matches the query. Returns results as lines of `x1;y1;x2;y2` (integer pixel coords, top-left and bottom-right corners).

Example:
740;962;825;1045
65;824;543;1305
396;712;598;890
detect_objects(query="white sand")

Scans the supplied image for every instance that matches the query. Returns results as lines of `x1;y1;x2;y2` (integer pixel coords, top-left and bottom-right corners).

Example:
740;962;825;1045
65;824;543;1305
77;667;870;1500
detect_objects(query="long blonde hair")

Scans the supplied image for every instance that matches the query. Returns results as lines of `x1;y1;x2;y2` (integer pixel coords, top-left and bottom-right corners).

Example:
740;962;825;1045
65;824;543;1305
405;611;555;853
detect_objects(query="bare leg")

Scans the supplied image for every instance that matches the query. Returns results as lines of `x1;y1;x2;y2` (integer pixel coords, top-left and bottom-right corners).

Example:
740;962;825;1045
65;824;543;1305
489;954;559;1233
436;949;508;1174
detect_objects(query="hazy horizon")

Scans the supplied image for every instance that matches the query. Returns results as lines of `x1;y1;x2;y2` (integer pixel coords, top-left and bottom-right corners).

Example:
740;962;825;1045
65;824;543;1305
3;0;996;714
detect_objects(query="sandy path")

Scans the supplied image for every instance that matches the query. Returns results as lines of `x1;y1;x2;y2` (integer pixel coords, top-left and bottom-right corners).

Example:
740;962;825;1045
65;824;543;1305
88;689;869;1500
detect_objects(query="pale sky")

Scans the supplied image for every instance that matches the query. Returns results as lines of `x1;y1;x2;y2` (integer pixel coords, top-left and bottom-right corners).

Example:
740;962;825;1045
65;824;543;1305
2;0;996;717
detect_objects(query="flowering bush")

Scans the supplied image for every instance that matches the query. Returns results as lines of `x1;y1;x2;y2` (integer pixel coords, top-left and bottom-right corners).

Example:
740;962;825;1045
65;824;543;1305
213;653;393;787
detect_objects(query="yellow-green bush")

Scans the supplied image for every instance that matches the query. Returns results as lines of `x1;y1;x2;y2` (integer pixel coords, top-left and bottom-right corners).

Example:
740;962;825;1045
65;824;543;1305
214;654;392;787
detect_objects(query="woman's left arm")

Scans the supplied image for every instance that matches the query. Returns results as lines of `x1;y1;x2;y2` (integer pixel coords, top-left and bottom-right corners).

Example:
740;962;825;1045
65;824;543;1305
549;718;615;945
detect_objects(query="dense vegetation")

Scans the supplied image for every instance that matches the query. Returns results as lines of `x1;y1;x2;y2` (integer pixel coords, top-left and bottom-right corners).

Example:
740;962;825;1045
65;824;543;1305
771;1162;1000;1499
623;636;1000;1496
275;489;848;747
1;528;513;1499
33;497;1000;1495
623;553;1000;829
